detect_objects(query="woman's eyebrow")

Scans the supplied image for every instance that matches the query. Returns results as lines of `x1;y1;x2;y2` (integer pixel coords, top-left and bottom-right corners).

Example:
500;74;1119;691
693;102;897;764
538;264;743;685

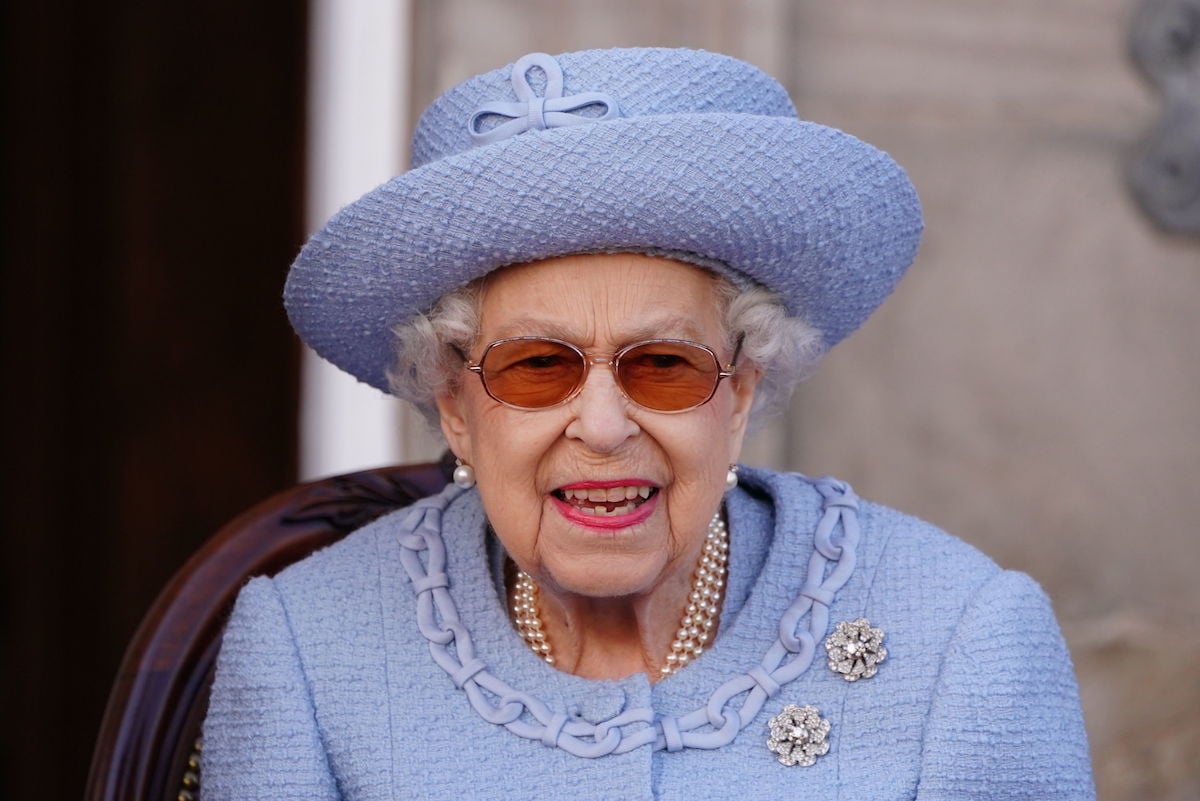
620;319;710;343
488;318;577;340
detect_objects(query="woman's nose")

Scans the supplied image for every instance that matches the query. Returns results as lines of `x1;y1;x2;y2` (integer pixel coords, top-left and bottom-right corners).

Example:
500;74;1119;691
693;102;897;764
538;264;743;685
563;363;638;453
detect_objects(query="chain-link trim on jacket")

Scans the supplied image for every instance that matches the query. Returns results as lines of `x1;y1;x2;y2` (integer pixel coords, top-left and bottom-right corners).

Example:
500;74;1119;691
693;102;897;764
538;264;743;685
395;478;860;758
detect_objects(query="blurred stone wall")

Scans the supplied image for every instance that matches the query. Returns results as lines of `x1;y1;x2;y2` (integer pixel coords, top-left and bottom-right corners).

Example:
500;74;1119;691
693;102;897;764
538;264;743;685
410;2;1200;798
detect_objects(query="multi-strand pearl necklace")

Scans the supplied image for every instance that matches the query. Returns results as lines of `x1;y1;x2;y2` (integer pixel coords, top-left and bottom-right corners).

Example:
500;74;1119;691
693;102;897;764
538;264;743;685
510;513;729;678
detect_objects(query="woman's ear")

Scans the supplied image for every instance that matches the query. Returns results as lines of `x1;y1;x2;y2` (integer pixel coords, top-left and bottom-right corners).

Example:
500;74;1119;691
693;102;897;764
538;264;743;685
436;391;472;464
727;367;761;460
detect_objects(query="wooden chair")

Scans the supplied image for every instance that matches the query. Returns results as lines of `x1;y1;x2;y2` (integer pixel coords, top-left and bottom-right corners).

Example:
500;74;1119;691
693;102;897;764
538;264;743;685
85;457;452;801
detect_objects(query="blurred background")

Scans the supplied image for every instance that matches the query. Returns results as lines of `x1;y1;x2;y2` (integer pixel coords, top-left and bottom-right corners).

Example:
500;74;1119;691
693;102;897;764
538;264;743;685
2;1;1197;799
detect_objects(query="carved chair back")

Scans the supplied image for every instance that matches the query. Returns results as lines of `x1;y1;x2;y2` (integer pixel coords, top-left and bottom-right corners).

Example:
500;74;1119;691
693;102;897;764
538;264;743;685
85;459;451;801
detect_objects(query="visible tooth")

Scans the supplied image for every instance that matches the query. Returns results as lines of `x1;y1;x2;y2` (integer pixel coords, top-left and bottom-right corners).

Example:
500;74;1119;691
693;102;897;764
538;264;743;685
625;486;638;500
638;487;651;499
581;506;597;515
587;488;606;502
605;487;625;502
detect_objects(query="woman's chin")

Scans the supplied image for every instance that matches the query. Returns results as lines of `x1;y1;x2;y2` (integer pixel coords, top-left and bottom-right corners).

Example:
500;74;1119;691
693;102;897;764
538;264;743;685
540;554;665;601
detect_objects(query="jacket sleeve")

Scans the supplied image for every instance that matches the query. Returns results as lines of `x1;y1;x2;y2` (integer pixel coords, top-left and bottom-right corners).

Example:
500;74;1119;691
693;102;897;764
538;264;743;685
201;576;340;801
916;570;1095;800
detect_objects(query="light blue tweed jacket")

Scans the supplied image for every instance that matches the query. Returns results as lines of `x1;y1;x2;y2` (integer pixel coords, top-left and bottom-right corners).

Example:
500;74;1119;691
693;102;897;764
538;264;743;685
202;468;1094;800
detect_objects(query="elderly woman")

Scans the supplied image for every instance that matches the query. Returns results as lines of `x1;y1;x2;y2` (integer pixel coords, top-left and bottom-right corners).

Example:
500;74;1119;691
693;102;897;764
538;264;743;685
202;48;1094;799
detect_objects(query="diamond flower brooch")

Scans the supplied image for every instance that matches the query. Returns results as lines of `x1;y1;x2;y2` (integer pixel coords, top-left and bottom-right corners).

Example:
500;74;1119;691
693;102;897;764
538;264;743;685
824;617;887;681
766;704;831;766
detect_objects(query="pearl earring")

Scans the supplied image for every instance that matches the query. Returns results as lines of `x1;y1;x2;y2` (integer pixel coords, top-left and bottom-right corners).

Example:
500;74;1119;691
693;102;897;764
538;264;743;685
725;464;739;490
453;458;476;489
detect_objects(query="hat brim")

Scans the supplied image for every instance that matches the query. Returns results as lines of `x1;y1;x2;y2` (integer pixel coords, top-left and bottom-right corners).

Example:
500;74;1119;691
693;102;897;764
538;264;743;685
284;113;922;392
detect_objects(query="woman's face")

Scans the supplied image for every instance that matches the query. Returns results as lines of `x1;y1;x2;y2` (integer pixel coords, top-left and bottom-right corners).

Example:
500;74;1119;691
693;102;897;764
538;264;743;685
437;253;758;601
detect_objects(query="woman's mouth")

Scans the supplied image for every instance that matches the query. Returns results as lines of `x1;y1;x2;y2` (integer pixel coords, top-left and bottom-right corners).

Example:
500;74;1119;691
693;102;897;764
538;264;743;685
551;484;659;518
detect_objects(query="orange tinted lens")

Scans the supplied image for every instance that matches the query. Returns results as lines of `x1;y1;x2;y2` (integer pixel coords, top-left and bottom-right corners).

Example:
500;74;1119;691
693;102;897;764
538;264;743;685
616;341;720;411
480;339;585;408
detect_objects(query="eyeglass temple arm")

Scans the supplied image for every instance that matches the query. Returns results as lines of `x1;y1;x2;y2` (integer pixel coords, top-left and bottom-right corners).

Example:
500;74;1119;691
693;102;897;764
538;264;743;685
720;335;745;378
450;343;483;372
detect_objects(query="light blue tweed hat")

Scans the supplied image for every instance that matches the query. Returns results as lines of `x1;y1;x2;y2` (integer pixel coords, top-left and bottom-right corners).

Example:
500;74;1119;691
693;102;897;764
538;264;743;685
285;47;923;392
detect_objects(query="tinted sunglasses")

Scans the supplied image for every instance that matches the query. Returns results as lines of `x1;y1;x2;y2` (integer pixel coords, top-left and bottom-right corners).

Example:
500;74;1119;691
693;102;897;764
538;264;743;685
459;337;741;413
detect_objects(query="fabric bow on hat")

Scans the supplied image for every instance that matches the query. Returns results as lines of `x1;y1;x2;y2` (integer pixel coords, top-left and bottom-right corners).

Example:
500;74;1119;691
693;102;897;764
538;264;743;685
467;52;621;145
